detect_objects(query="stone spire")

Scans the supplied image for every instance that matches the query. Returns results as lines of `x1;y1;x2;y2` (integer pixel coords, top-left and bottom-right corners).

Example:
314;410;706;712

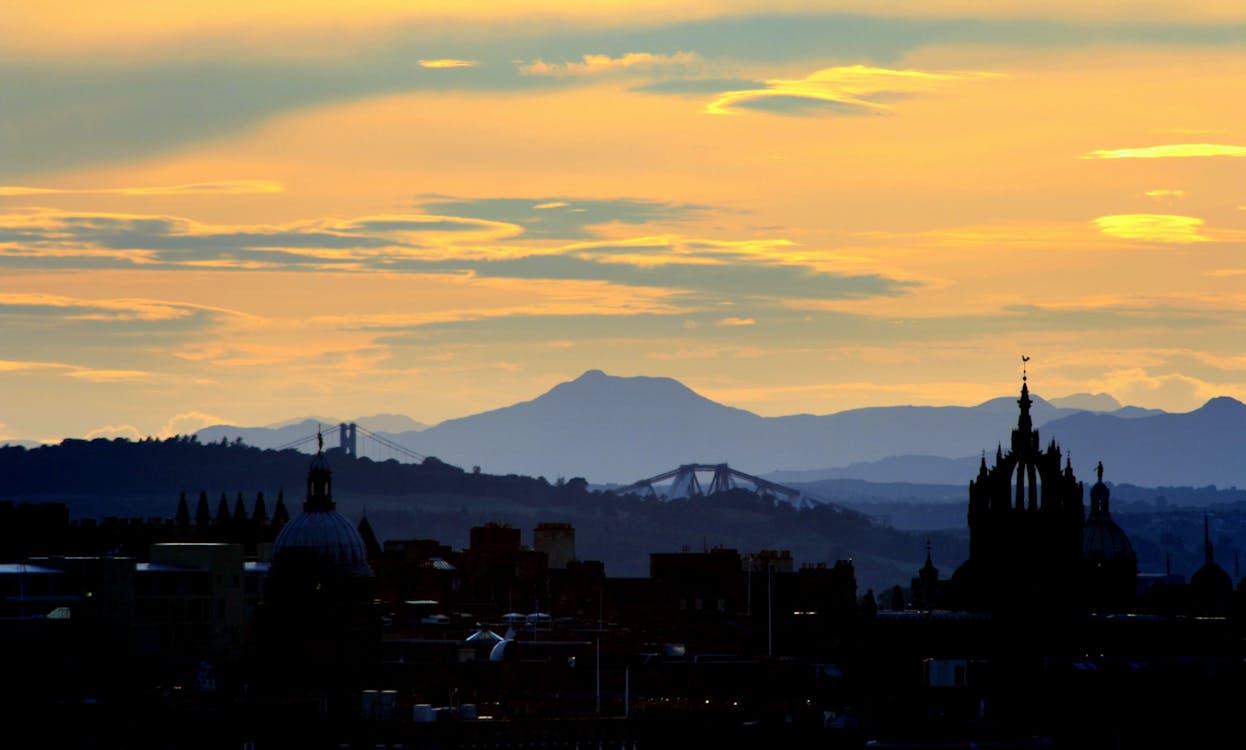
272;490;290;527
176;491;191;526
1204;511;1214;566
253;491;269;524
195;491;211;526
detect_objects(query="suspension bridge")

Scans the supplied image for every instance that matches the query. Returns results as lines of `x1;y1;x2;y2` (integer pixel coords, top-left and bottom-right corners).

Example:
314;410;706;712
273;422;426;463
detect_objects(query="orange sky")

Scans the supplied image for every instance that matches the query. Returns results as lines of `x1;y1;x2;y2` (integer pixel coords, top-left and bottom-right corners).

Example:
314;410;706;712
1;3;1244;444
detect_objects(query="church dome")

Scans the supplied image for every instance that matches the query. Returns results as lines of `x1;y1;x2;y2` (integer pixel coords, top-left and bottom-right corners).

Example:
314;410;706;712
1190;560;1233;594
270;443;371;578
272;510;371;577
1189;511;1232;600
1083;465;1136;566
1083;476;1136;565
1083;517;1136;564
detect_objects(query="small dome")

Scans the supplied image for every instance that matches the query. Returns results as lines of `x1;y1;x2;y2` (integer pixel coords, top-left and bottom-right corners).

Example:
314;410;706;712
1083;517;1136;564
1084;462;1134;564
1190;560;1233;596
489;639;512;662
272;507;371;577
308;450;332;477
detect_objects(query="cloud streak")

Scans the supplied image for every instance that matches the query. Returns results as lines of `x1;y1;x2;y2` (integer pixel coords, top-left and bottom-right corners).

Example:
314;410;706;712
519;51;698;77
0;207;914;307
1093;214;1212;244
418;59;478;69
0;180;285;197
1081;144;1246;159
0;292;251;322
705;65;1002;116
414;196;707;240
0;209;525;268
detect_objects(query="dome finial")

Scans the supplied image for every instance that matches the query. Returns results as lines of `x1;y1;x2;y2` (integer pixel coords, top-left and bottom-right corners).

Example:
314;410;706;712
1096;461;1104;483
1021;354;1029;382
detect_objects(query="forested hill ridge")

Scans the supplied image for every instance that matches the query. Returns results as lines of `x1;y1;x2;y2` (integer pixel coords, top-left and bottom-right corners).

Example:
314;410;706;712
186;371;1246;487
0;435;553;507
0;436;960;590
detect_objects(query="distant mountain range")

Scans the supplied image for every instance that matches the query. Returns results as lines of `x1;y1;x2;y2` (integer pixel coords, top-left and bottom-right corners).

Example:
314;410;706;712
190;370;1246;488
197;413;426;450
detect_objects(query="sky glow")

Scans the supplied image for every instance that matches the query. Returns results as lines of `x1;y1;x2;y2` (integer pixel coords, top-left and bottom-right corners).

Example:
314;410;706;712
1;2;1244;443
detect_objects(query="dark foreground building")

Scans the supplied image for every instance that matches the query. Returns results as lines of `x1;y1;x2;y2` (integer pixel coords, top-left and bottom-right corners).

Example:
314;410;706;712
2;390;1246;747
952;375;1139;613
250;442;379;727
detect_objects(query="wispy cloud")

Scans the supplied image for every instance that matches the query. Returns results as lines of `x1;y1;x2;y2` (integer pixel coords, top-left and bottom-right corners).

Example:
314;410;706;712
520;52;698;77
1081;144;1246;159
567;235;800;267
160;411;228;437
705;65;1002;116
414;196;707;240
1093;214;1211;243
0;359;75;373
0;292;250;322
0;180;285;196
64;368;154;383
1;203;915;305
1089;367;1216;410
2;357;155;385
1145;189;1186;199
418;59;478;69
0;208;526;269
85;424;143;440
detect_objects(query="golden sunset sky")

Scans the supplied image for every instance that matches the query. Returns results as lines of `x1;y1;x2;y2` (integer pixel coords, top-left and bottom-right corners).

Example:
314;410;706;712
2;1;1244;442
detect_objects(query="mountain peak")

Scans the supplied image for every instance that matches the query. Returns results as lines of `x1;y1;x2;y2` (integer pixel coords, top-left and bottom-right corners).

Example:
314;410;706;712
543;370;705;405
1196;396;1246;413
1048;392;1122;412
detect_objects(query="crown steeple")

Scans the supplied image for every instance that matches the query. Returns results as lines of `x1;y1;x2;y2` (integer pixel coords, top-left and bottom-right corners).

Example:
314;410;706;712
1017;355;1033;434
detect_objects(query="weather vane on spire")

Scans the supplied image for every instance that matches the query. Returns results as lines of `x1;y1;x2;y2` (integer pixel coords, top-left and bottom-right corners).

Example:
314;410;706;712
1021;354;1030;381
317;427;323;454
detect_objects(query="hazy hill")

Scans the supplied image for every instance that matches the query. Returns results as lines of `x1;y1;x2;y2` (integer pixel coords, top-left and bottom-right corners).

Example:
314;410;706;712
779;398;1246;488
198;414;428;450
190;370;1245;488
1047;392;1122;411
402;370;765;482
369;372;1143;484
769;456;982;486
1036;397;1246;488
